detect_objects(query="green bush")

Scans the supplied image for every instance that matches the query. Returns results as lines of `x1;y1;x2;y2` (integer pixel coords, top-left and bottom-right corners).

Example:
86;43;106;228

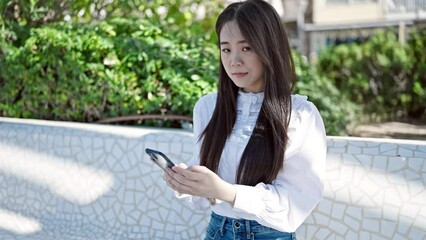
293;53;360;135
317;29;426;120
0;18;217;125
0;0;222;48
1;17;353;135
0;7;354;135
406;27;426;118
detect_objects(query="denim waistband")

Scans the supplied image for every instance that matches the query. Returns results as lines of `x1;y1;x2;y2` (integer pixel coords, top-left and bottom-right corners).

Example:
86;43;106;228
210;211;290;234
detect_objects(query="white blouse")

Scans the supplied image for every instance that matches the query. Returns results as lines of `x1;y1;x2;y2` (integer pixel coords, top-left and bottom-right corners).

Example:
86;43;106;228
180;90;327;233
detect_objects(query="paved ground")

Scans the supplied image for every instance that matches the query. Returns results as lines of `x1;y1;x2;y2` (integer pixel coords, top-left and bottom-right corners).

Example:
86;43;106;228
349;120;426;141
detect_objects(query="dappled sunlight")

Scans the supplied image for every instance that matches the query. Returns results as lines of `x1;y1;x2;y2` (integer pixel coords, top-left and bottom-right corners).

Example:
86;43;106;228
0;209;41;235
0;143;114;205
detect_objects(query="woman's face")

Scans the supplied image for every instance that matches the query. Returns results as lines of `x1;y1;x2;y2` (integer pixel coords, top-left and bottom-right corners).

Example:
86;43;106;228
219;21;265;93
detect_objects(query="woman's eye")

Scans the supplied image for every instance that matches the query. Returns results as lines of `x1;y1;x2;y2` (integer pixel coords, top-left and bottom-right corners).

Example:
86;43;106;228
222;48;230;53
242;47;251;51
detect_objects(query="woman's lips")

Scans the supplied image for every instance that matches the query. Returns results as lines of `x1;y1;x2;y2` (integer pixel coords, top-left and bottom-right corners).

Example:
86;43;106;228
232;72;248;77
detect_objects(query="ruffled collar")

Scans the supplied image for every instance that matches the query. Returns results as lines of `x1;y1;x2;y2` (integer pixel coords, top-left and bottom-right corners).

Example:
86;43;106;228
237;89;264;104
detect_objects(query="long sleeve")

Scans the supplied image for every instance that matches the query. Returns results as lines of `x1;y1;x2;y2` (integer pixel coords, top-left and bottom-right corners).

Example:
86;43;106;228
231;101;327;232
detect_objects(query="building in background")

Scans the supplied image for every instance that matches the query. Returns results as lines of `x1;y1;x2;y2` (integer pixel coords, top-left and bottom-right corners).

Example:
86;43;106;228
257;0;426;62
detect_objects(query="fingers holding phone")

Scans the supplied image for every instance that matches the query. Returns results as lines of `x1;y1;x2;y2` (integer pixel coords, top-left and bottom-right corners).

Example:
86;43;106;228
144;148;188;191
163;163;190;192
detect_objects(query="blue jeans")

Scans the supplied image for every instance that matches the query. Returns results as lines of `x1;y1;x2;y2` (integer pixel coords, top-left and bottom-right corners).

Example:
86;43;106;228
204;212;296;240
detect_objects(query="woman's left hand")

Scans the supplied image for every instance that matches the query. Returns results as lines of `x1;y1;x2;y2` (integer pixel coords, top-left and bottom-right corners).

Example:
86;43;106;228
164;165;236;205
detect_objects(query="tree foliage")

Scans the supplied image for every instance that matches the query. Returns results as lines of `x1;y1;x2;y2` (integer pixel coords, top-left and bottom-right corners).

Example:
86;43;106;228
0;18;218;126
293;54;360;135
0;0;222;46
317;29;426;120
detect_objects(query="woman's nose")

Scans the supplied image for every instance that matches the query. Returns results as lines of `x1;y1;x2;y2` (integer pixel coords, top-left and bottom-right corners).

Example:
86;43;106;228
231;53;243;67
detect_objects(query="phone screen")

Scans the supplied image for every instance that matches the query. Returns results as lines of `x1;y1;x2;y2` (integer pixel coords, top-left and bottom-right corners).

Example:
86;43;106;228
145;148;175;171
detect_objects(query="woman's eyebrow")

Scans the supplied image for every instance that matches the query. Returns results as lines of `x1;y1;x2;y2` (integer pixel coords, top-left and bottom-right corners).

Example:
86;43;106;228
220;40;248;45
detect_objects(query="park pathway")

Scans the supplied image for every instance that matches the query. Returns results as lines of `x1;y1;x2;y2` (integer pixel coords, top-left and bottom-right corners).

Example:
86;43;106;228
350;120;426;140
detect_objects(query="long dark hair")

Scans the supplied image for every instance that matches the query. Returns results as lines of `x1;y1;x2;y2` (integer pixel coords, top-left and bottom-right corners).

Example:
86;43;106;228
199;0;296;186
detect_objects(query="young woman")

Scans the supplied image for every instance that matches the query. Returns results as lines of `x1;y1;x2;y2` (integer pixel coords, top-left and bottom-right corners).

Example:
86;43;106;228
163;0;326;239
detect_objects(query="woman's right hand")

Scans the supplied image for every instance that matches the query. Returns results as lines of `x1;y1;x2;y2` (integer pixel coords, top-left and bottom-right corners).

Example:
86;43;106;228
163;163;188;191
163;164;236;205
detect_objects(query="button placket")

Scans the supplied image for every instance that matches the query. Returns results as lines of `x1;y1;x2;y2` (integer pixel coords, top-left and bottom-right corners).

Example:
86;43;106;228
242;102;250;118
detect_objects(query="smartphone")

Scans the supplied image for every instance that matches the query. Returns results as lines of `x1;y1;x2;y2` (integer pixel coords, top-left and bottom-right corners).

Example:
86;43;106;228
145;148;175;171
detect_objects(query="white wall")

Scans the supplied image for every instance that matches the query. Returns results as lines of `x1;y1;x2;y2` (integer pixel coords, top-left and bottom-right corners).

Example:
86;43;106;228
313;0;384;24
0;117;425;239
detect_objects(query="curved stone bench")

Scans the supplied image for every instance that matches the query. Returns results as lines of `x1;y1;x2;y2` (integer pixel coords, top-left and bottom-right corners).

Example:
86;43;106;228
0;117;425;239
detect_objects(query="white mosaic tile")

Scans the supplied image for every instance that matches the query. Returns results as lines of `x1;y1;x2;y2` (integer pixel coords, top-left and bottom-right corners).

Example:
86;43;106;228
408;157;423;170
329;179;347;194
316;228;332;239
309;225;322;239
0;120;425;240
154;134;172;142
183;142;193;153
360;231;371;239
397;216;412;235
143;134;156;142
359;175;380;194
392;233;407;240
387;157;406;172
313;212;330;225
372;190;385;206
326;153;342;169
342;153;362;166
345;145;362;154
317;198;333;215
346;230;357;239
343;215;360;231
351;140;368;147
363;218;380;232
390;172;408;186
384;188;403;207
398;149;414;158
371;233;387;240
406;169;421;181
412;214;426;229
157;142;170;153
400;144;418;150
358;195;376;207
381;219;397;237
329;147;347;154
414;151;426;158
331;203;347;219
368;171;389;188
170;142;183;152
335;187;352;204
380;143;397;152
349;188;365;203
363;147;380;155
409;228;426;240
331;139;348;147
396;185;413;203
340;165;355;179
383;150;398;156
366;141;381;147
329;219;348;235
